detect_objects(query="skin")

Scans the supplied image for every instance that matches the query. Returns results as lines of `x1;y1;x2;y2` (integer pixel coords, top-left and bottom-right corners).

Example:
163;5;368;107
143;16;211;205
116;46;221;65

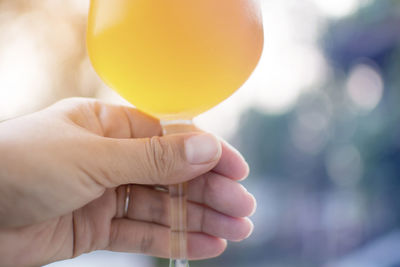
0;98;255;267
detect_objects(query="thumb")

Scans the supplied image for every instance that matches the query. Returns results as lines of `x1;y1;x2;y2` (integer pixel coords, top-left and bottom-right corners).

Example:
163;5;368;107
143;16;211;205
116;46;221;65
98;133;222;186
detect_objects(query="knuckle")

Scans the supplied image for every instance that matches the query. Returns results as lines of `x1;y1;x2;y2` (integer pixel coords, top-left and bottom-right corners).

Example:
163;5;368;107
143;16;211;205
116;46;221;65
150;193;168;224
140;225;155;253
145;136;176;182
204;174;220;201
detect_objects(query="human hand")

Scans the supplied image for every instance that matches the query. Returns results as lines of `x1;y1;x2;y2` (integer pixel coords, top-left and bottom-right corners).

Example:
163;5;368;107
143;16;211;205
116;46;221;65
0;98;255;266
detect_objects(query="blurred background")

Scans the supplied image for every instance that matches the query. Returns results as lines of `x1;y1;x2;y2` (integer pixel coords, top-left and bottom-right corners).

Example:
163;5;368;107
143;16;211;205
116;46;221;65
1;0;400;266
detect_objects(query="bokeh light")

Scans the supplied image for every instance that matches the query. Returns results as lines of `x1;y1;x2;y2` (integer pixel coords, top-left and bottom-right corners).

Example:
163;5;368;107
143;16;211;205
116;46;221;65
346;63;384;111
311;0;368;18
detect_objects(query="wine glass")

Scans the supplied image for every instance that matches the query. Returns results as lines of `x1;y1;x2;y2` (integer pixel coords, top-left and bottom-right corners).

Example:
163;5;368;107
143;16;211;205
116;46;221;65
87;0;263;266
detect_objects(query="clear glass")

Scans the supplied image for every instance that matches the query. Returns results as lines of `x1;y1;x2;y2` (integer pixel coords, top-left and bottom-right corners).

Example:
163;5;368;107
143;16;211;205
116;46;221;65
87;0;264;265
162;120;195;265
170;259;190;267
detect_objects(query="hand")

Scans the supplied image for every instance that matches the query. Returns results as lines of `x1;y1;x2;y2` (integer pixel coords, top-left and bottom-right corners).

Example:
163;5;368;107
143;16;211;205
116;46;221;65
0;98;255;266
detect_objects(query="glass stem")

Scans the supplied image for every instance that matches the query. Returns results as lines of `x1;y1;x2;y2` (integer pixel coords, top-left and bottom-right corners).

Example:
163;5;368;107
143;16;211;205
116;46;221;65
169;259;190;267
162;120;194;267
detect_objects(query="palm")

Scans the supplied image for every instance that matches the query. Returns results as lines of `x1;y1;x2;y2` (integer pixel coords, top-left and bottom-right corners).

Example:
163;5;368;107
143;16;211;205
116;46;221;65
0;188;118;266
0;99;255;266
3;170;253;266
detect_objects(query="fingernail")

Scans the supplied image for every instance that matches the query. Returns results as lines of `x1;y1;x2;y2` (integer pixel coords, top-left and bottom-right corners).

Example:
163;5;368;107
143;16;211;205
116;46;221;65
185;134;221;164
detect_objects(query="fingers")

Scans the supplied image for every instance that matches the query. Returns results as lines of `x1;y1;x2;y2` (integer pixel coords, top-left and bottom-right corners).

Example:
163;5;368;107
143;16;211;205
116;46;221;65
59;99;248;187
108;219;227;260
98;133;222;187
59;99;247;187
123;184;254;241
187;172;256;217
188;203;254;242
212;140;249;181
95;103;162;139
57;98;163;139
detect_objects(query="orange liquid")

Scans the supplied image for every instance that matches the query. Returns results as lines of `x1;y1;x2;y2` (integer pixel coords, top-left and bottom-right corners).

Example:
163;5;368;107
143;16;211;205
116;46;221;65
87;0;263;119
